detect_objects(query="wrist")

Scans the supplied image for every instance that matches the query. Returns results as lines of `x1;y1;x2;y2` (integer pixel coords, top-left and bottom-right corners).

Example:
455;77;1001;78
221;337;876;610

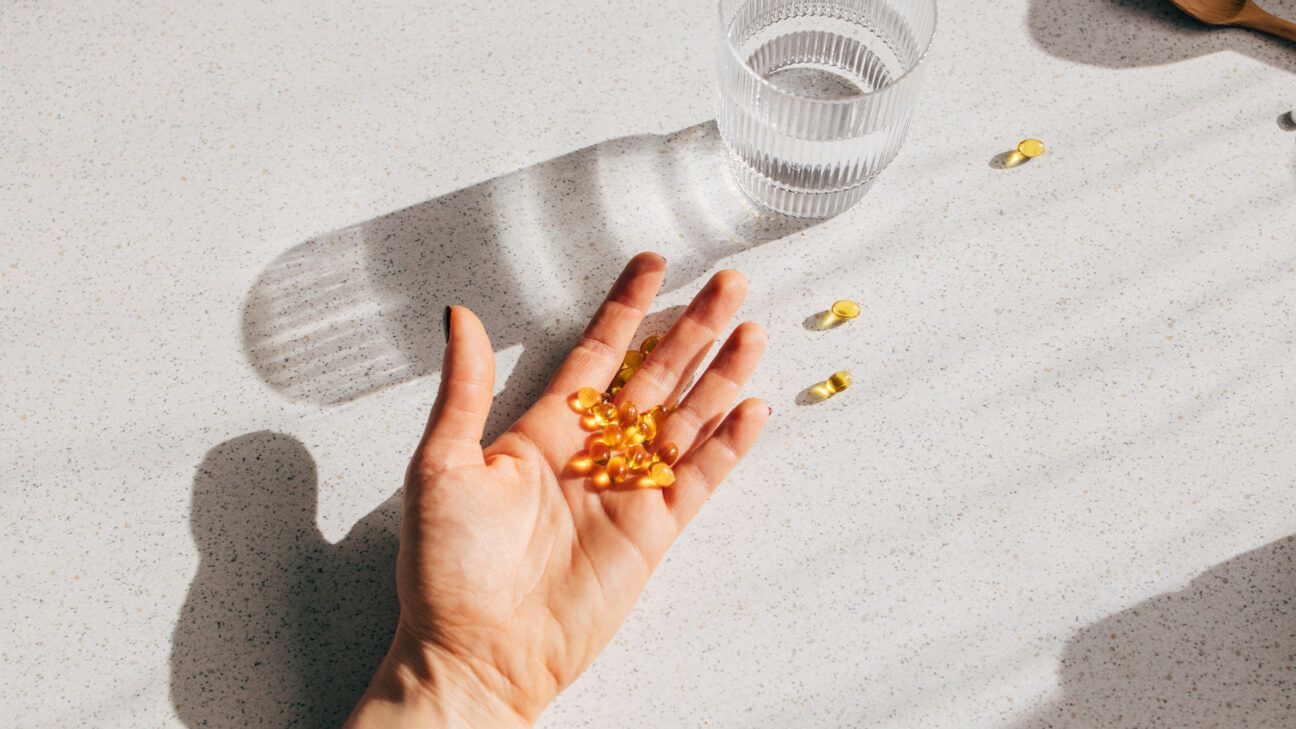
345;623;533;729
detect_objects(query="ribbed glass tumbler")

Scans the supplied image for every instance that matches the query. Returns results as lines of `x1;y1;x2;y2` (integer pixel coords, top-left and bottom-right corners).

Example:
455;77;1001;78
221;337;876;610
716;0;936;218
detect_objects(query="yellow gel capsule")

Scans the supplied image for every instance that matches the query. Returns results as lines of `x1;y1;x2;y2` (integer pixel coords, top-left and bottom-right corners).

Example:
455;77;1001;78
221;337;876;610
654;441;679;465
626;444;651;470
623;350;646;369
640;335;662;354
1017;138;1045;158
613;366;635;387
831;299;861;320
649;462;676;487
647;405;667;424
590;442;611;466
619;401;639;426
593;402;618;425
608;384;622;397
634;474;662;490
590;469;612;489
826;370;852;394
607;456;629;484
576;387;602;410
638;415;658;441
579;413;601;431
602;423;623;449
623;425;645;447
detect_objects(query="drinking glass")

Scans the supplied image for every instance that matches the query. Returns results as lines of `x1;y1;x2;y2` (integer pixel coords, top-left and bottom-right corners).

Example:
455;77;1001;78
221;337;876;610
716;0;937;218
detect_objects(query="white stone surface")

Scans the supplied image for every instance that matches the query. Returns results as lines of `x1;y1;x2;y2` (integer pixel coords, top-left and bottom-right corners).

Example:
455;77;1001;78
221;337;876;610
4;1;1296;727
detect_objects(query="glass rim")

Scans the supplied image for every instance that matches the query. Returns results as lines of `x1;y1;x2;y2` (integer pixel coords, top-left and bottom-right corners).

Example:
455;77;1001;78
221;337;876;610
717;0;938;106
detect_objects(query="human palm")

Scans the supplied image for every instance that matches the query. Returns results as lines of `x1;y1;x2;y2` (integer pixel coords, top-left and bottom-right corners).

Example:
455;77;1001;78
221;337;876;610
348;253;769;728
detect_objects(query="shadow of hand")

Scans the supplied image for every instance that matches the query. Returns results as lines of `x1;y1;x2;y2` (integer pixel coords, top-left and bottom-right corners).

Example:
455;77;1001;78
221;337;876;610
1015;535;1296;728
169;432;400;729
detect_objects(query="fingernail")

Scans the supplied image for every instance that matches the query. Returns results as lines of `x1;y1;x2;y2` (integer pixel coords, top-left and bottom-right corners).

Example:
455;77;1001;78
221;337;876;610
443;306;452;342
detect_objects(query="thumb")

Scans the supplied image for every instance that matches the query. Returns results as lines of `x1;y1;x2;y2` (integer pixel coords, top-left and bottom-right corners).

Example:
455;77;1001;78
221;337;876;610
419;305;494;469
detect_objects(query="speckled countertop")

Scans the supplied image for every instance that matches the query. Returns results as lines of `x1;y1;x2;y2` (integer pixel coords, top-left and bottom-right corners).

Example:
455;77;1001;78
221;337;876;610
4;1;1296;727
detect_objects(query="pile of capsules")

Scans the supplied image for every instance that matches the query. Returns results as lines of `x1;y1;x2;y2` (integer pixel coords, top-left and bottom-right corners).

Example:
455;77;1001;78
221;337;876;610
568;337;679;489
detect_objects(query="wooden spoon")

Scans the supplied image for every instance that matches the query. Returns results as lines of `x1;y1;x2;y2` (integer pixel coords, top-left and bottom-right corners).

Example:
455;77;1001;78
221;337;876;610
1170;0;1296;42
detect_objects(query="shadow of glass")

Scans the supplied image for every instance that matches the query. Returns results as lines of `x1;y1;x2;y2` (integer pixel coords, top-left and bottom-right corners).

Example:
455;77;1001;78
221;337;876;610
1027;0;1296;73
169;432;400;729
1011;535;1296;728
242;122;817;408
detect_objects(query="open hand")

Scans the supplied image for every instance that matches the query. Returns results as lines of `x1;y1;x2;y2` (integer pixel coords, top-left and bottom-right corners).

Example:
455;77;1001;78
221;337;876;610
345;253;769;727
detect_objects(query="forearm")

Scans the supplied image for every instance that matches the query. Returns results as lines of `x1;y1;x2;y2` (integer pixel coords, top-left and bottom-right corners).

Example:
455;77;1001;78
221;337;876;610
344;632;532;729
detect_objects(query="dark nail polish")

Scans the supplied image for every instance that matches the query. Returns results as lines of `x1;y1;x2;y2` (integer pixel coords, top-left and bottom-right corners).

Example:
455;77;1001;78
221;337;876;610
443;306;452;342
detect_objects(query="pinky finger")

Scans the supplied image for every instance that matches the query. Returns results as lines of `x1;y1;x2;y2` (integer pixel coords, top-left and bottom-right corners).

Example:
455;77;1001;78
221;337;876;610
666;397;770;528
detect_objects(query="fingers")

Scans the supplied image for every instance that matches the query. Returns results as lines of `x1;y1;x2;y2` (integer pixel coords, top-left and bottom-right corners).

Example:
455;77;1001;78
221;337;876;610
616;269;749;410
544;253;666;398
655;322;766;457
419;306;494;470
666;398;769;527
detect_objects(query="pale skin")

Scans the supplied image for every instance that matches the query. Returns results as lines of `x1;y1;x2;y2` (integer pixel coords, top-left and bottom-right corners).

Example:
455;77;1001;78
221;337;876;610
344;253;769;728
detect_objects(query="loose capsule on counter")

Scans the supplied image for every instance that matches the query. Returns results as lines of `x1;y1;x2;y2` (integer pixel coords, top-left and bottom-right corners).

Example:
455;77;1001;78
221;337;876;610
1017;138;1045;158
831;299;861;321
825;370;852;395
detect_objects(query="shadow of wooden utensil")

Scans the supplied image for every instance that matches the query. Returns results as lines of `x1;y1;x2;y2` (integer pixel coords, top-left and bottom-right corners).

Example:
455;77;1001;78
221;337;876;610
1027;0;1296;73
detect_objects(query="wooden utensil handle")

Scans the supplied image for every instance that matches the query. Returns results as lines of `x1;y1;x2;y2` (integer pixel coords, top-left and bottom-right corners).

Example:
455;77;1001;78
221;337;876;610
1238;6;1296;43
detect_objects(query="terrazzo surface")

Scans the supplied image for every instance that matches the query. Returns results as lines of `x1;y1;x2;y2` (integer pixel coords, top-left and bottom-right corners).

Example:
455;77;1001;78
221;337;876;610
4;1;1296;727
